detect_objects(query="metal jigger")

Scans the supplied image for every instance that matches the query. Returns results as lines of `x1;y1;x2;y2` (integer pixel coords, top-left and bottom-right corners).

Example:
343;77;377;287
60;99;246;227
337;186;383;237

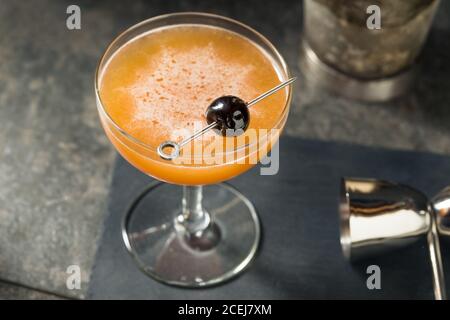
339;178;447;300
433;186;450;237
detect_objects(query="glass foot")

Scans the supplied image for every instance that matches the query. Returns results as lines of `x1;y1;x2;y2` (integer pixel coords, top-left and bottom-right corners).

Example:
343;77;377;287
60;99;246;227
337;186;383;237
122;182;260;287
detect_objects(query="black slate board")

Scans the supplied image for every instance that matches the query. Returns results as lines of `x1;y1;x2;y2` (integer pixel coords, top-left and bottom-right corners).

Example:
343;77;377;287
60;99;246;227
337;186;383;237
88;137;450;299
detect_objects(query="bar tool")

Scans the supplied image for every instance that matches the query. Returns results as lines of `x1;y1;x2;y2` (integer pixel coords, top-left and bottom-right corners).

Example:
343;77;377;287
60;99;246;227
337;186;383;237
301;0;441;101
432;186;450;237
339;177;446;300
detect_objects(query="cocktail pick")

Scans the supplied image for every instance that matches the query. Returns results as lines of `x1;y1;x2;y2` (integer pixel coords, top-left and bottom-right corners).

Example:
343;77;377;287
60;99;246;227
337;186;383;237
157;77;296;160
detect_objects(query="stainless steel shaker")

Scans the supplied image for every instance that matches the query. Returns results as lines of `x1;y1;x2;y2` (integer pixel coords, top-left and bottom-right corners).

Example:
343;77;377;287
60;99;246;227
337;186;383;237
302;0;441;101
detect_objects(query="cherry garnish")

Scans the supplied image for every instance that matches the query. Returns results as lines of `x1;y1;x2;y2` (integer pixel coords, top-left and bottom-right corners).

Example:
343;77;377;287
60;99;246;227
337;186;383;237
205;96;249;136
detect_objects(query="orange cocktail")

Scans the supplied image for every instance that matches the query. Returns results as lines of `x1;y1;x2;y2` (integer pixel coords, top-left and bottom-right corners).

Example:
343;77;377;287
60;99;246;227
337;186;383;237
95;13;292;288
97;21;289;185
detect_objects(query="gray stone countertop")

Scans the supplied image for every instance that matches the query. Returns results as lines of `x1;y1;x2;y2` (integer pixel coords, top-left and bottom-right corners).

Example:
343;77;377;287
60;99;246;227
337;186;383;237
0;0;449;299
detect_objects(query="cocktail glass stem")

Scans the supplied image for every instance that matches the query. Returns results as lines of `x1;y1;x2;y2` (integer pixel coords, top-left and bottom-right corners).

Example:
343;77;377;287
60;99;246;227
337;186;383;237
179;186;211;235
122;182;259;286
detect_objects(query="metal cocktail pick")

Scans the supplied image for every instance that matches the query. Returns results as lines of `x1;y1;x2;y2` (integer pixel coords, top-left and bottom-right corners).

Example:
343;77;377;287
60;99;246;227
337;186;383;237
340;178;447;300
157;77;296;160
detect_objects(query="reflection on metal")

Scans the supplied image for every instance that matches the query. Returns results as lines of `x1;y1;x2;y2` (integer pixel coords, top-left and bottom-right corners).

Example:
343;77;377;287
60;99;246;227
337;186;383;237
300;41;415;102
339;177;446;300
432;186;450;236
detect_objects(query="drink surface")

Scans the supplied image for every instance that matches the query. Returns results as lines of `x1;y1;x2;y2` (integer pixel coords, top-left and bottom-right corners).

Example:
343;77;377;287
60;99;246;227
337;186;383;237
98;24;289;184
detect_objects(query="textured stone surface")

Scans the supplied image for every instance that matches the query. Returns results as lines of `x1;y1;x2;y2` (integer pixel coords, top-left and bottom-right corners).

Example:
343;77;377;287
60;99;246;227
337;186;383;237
0;0;117;299
0;281;63;300
0;0;449;299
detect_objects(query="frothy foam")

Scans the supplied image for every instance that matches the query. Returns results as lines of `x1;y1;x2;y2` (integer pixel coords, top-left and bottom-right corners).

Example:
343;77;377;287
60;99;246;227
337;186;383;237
125;44;257;141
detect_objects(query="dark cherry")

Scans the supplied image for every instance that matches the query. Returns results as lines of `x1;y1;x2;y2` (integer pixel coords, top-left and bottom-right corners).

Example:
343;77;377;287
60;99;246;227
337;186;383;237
205;96;250;136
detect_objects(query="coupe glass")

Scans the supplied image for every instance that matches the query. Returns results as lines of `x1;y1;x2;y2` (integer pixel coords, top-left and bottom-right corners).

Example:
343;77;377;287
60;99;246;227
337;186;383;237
95;12;292;287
